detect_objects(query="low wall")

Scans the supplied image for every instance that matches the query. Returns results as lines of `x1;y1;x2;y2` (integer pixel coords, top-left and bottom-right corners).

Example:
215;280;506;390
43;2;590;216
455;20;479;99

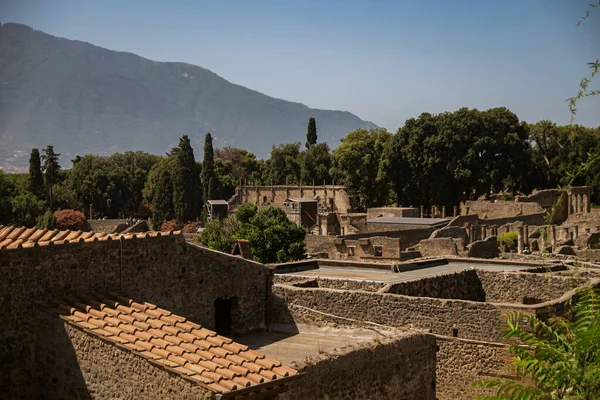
280;333;436;400
0;235;271;395
383;270;485;301
88;219;128;233
274;275;387;292
271;285;509;342
306;235;402;261
436;337;513;400
475;270;590;304
463;200;544;219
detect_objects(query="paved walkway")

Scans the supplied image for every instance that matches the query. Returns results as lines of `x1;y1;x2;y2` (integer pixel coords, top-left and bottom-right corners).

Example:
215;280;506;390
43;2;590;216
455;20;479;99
282;261;529;283
235;331;373;366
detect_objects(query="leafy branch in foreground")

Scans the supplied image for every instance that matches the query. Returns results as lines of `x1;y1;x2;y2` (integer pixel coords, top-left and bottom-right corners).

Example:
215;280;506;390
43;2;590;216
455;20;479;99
568;1;599;121
473;286;600;399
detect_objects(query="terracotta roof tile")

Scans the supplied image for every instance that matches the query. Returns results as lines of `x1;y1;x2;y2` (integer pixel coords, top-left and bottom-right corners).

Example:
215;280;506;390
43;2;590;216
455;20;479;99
39;292;299;396
0;225;182;250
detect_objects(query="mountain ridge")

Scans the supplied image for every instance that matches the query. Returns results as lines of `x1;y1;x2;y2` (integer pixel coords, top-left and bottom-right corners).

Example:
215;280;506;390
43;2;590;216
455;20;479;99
0;22;377;170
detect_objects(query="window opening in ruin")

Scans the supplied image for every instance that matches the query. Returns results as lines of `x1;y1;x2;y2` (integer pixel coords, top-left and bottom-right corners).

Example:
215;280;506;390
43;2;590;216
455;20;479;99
452;327;458;337
374;246;383;257
262;196;267;204
348;246;355;256
329;198;334;209
214;297;234;336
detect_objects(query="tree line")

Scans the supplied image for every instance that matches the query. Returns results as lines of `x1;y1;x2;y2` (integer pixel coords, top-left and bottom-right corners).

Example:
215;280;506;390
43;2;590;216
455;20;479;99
1;108;599;230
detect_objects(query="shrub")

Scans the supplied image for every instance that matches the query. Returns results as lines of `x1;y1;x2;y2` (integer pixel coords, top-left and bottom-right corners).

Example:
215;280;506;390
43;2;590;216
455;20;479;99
53;209;87;231
160;220;178;232
182;221;202;233
36;209;55;229
497;231;518;251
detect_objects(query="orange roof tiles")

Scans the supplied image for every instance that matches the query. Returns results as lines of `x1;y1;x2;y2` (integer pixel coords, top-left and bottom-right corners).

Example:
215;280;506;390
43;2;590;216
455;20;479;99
0;226;182;250
39;291;299;397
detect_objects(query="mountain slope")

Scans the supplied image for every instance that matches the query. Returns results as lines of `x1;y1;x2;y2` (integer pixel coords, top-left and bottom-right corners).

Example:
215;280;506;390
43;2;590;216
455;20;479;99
0;23;377;169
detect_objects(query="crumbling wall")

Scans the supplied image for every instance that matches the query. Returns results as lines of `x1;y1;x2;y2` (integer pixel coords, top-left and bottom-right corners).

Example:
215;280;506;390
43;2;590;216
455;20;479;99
281;333;436;400
305;235;402;261
0;235;270;396
367;207;420;219
463;200;544;219
88;219;128;233
342;227;435;249
417;237;463;257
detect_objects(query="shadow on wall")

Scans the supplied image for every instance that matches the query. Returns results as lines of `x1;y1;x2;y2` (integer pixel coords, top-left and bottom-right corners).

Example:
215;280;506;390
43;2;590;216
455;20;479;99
2;312;93;399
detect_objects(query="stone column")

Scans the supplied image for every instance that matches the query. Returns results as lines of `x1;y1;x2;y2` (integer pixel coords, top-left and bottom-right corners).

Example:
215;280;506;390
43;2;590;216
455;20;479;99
551;225;556;248
523;225;529;246
568;193;572;216
577;194;582;213
420;205;425;218
562;227;569;243
468;224;474;244
431;206;436;218
481;226;486;240
517;226;524;254
584;194;590;213
493;226;499;236
453;206;458;217
442;206;446;218
465;206;470;215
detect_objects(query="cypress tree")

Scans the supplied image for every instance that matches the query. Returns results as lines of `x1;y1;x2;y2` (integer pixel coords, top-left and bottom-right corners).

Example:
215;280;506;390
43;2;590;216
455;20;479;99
201;133;217;210
41;145;61;209
173;135;201;224
29;148;43;195
306;117;317;149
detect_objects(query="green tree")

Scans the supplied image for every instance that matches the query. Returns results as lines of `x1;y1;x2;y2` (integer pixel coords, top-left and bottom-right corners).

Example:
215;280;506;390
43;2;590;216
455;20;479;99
0;170;15;224
474;287;600;399
197;203;306;263
306;117;317;149
173;135;201;224
262;143;302;185
143;156;177;228
197;217;238;253
300;142;332;185
331;128;393;210
10;192;47;228
202;133;217;209
41;145;61;209
69;151;160;218
28;148;43;196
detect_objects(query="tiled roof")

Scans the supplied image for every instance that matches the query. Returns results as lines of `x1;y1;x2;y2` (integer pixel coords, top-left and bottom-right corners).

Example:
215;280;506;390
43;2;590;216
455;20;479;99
0;225;180;250
39;291;299;397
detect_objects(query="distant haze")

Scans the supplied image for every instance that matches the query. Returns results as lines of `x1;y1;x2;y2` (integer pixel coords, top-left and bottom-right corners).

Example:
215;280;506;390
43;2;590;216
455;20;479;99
0;23;376;169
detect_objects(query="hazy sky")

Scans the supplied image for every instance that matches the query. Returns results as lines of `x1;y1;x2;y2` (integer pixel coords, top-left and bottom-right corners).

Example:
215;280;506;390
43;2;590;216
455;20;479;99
2;0;599;130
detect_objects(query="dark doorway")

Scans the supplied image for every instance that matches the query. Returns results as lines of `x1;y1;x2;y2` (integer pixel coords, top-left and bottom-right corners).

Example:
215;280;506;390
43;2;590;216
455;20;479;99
214;298;234;336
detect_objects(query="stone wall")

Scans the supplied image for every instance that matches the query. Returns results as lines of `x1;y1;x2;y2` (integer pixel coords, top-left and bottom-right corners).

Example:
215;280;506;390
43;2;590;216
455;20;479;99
271;284;510;342
463;200;545;219
383;270;485;301
25;311;211;400
341;227;435;249
88;219;128;233
417;237;464;257
280;333;436;400
367;207;420;219
305;235;402;261
0;235;271;396
436;338;514;400
475;270;589;304
231;185;353;213
273;275;387;292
